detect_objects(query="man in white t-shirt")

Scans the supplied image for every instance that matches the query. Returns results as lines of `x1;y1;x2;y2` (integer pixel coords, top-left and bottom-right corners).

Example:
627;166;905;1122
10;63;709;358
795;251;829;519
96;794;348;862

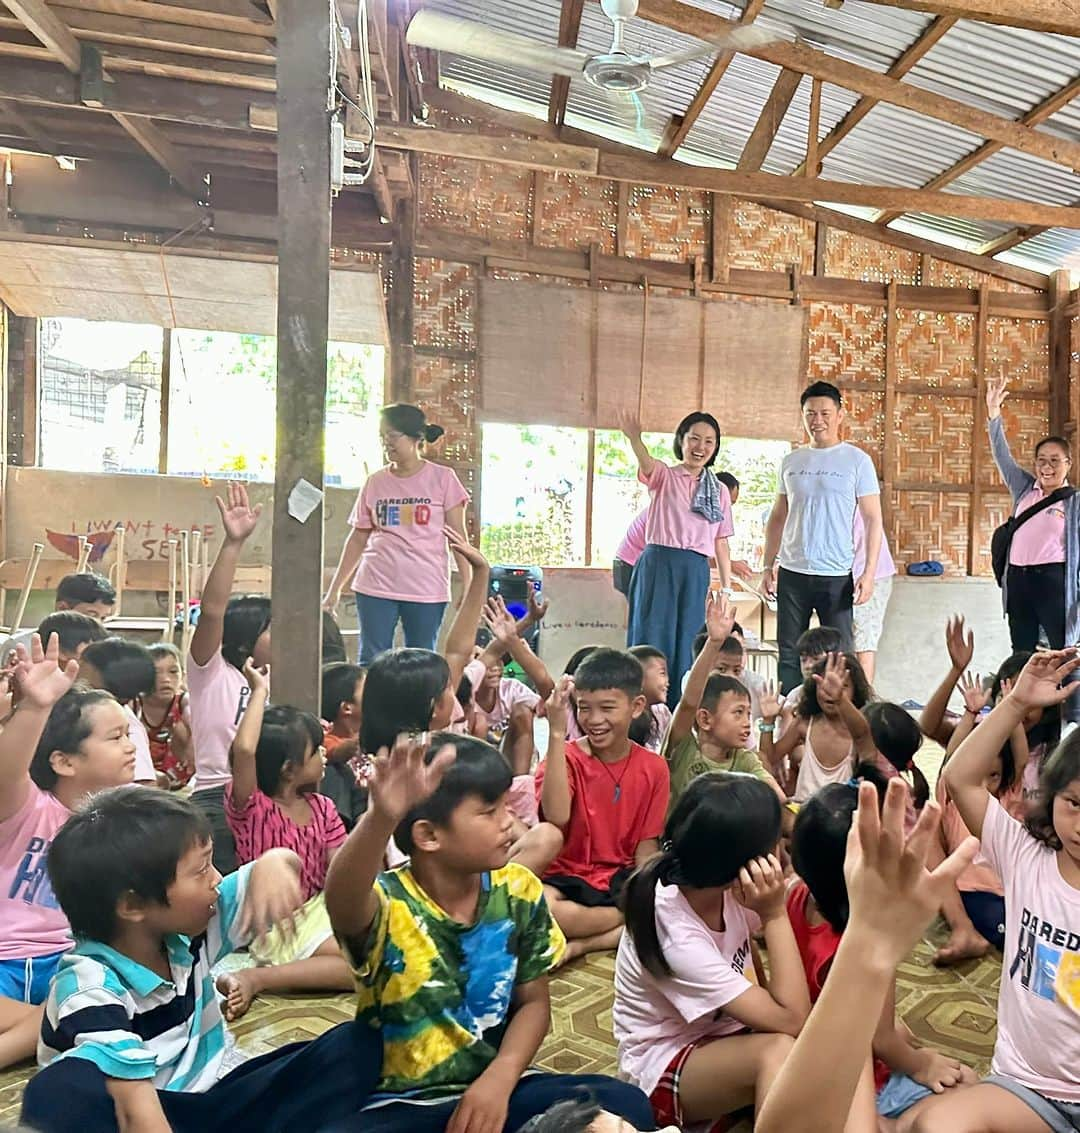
762;381;883;693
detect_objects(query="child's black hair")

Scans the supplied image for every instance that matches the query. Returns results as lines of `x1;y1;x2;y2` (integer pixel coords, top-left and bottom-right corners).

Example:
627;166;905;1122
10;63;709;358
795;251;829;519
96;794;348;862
563;645;601;677
321;661;365;724
221;594;272;672
516;1094;603;1133
361;647;450;754
991;651;1032;703
30;686;118;790
628;708;652;746
395;733;512;854
864;701;930;810
48;786;211;943
796;626;844;659
253;705;324;796
1025;730;1080;850
622;771;781;978
718;635;744;659
992;650;1062;754
56;572;116;608
456;671;475;711
80;638;156;702
321;611;347;664
574;648;643;698
691;629;708;660
700;673;750;714
798;653;872;719
147;642;182;665
628;644;667;666
791;763;890;933
718;471;739;496
36;611;107;656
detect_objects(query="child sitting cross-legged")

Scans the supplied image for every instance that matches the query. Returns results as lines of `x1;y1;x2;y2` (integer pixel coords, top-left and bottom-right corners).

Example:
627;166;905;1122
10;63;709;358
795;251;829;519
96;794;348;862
322;733;654;1133
664;591;785;810
787;770;976;1131
20;788;383;1133
613;772;810;1131
217;661;353;1019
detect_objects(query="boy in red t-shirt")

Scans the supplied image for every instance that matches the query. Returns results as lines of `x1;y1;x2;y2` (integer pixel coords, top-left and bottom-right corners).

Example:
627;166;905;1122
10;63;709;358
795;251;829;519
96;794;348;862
536;648;670;963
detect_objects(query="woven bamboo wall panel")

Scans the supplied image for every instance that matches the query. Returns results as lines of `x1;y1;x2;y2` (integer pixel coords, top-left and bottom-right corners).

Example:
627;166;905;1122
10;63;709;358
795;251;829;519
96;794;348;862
976;398;1051;488
729;201;814;274
895;394;973;484
1071;316;1080;423
807;303;886;384
844;389;885;475
895;310;976;388
413;353;479;490
825;230;918;284
626;186;709;262
924;256;1040;295
985;317;1049;393
536;173;618;253
413;258;476;352
971;492;1013;577
892;490;970;575
418;154;532;241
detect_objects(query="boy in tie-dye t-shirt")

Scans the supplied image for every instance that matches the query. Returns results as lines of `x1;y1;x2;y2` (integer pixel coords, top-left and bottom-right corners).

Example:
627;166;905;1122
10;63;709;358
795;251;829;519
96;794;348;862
325;733;654;1132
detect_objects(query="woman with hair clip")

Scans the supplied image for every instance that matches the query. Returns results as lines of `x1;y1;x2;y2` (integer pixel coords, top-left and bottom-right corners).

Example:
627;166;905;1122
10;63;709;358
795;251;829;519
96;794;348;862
323;403;473;664
618;409;734;708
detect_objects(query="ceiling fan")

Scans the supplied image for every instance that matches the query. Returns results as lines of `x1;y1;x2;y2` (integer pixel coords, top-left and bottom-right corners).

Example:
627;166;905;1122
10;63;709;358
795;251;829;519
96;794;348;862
405;0;778;95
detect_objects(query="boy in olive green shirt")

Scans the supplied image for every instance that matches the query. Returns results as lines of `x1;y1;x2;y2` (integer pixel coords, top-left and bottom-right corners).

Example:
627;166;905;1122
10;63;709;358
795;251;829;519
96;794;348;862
662;593;785;808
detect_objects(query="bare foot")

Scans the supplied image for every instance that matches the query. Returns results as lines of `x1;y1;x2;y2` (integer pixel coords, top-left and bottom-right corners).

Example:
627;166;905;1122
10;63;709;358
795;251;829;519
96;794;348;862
557;925;624;968
933;928;991;967
215;971;260;1021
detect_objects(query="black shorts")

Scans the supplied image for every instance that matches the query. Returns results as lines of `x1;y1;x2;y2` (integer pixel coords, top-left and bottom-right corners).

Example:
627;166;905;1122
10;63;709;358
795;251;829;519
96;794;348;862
544;868;631;908
612;558;634;597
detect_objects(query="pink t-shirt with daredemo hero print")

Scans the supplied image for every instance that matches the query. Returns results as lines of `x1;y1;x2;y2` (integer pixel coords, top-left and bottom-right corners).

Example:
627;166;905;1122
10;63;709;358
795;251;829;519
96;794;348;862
349;462;470;604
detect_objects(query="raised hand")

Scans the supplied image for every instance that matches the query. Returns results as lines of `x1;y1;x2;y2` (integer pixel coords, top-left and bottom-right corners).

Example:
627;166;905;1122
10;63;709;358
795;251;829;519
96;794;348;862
368;733;457;825
242;658;269;697
813;652;847;706
958;671;988;716
238;849;303;944
734;854;786;921
731;559;755;583
482;596;518;647
986;376;1008;420
616;405;644;440
545;675;574;736
1008;650;1080;711
526;588;550;624
444;526;488;571
15;633;78;712
215;481;262;545
759;679;782;721
704;589;737;644
945;615;974;674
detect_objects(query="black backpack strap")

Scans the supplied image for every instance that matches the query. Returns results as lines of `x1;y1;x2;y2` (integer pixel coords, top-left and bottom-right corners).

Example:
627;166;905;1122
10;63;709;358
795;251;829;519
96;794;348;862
1011;485;1075;533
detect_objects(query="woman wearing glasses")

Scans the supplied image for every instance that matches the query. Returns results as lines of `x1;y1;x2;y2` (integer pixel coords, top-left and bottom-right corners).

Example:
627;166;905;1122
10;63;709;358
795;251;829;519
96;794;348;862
323;402;471;663
987;377;1076;653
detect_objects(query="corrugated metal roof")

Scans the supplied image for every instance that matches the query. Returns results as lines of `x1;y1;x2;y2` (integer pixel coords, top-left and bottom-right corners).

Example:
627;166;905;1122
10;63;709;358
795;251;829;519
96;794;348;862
421;0;1080;274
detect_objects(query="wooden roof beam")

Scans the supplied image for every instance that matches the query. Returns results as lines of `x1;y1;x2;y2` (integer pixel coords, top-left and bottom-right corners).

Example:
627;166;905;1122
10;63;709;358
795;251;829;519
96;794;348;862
0;97;58;153
976;199;1080;258
736;66;801;172
875;72;1080;226
636;0;1080;172
790;15;956;177
43;0;275;39
657;0;764;160
548;0;583;127
853;0;1080;37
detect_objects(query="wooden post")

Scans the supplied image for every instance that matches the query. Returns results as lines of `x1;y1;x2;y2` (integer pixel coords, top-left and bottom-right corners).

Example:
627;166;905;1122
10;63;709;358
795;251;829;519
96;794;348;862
813;222;827;277
530;170;544;245
389;196;416;402
158;327;171;474
584;429;596;567
883;280;897;540
1049;269;1070;437
20;318;36;467
710;193;731;284
616;181;630;258
968;283;990;575
271;0;332;713
806;77;822;178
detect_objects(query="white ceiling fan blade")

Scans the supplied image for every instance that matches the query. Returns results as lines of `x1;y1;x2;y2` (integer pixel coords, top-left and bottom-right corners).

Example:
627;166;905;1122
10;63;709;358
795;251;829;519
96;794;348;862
406;11;589;78
646;24;779;72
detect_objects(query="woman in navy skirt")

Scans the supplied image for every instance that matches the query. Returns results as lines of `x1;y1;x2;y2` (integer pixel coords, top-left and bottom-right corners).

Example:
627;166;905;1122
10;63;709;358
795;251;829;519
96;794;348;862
618;409;734;709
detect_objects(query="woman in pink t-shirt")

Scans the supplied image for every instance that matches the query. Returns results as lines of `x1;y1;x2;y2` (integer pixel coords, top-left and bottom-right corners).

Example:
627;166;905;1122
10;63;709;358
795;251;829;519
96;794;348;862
619;409;734;708
323;404;472;665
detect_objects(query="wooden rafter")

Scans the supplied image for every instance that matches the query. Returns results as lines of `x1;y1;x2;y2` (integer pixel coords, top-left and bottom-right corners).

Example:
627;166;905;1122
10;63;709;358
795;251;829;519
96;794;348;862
372;123;1080;227
421;84;1046;288
41;0;275;39
0;97;57;153
854;0;1080;37
548;0;583;127
875;72;1080;227
3;1;205;197
657;0;764;159
976;206;1080;258
637;0;1080;173
736;66;801;172
791;15;956;177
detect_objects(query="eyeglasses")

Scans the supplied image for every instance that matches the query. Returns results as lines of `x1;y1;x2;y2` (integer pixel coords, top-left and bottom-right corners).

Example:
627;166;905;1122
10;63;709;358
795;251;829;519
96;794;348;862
1036;457;1069;468
381;430;405;444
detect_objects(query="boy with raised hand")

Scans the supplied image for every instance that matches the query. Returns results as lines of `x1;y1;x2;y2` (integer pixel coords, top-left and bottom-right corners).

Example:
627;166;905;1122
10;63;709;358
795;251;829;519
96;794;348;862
21;788;382;1133
663;591;783;808
323;733;653;1133
537;649;670;964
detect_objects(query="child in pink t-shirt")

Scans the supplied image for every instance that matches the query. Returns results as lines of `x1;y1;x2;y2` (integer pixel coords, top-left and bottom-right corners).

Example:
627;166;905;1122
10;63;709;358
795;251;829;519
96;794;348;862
921;651;1080;1132
613;772;808;1130
218;662;352;1021
0;634;137;1069
187;481;269;877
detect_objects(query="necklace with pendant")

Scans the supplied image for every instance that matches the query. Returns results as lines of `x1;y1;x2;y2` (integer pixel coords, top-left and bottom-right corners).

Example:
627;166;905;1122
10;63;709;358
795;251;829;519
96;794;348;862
596;756;631;803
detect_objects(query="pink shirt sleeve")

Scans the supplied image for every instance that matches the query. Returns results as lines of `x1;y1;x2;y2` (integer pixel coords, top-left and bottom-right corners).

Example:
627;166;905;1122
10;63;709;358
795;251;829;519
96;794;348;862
348;482;372;530
441;466;470;514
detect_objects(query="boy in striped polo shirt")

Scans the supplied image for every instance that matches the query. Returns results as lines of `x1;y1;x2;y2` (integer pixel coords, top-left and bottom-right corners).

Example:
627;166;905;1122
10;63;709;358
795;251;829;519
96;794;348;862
21;788;382;1133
